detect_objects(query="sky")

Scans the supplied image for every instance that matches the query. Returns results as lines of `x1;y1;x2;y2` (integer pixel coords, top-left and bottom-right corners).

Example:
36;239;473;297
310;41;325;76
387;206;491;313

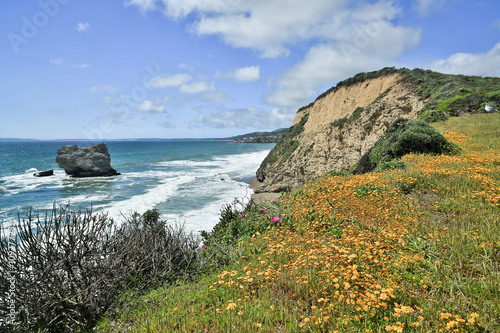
0;0;499;140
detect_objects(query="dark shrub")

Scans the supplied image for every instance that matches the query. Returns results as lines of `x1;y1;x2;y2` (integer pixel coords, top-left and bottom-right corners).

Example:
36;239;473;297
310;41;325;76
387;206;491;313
354;118;459;174
0;206;200;332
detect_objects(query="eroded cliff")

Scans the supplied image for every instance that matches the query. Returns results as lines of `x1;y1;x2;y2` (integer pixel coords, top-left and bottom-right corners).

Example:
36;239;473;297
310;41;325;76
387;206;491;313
255;67;500;193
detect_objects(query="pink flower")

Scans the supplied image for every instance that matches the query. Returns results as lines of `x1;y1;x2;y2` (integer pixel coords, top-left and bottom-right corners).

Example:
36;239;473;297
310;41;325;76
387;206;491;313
263;210;269;214
283;198;288;201
272;217;280;223
238;214;243;218
202;244;206;249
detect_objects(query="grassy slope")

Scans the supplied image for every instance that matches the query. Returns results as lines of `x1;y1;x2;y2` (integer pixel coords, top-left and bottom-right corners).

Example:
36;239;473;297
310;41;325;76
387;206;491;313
97;113;500;332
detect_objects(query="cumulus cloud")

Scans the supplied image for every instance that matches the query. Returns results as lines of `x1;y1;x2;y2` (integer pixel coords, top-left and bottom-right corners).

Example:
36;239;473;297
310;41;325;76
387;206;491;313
125;1;422;109
265;2;421;107
145;74;192;88
425;43;500;77
136;97;168;113
180;81;215;94
218;66;260;82
126;0;421;109
76;22;90;32
125;0;354;57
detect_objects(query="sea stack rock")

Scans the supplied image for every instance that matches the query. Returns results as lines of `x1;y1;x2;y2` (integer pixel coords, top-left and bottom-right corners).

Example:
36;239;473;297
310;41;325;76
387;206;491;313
56;143;120;177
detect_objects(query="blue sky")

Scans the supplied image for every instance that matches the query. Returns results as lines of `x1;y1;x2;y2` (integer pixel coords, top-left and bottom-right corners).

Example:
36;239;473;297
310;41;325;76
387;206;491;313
1;0;499;140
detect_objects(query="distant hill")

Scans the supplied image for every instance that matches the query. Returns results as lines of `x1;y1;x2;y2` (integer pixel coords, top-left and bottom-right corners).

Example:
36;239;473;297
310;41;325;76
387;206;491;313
0;138;40;142
228;128;289;143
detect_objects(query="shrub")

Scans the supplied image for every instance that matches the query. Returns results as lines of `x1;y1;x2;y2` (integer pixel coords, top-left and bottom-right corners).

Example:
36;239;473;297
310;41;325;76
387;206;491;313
419;109;449;123
354;118;459;174
388;120;459;158
201;199;280;249
0;206;200;332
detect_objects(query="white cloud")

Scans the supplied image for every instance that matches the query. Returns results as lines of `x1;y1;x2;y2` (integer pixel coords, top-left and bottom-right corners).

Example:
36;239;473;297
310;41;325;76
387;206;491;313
50;58;64;65
74;63;91;69
145;74;192;88
90;85;120;93
425;43;500;77
266;34;418;108
76;22;90;32
194;106;294;129
414;0;448;16
125;0;355;57
179;81;215;94
219;66;260;82
124;0;158;14
136;97;168;113
126;0;421;109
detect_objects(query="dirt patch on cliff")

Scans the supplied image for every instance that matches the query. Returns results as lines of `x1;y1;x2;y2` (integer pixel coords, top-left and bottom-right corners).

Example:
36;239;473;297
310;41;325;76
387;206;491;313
292;74;403;133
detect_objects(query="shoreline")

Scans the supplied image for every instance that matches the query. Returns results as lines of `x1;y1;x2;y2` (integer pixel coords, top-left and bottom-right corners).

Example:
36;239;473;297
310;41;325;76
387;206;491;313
247;177;281;204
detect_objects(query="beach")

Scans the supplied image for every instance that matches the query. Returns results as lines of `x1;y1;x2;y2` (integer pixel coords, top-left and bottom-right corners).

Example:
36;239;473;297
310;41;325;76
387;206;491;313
248;177;281;204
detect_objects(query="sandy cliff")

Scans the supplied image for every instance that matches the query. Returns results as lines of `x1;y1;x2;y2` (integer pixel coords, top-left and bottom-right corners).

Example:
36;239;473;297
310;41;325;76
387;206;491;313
256;70;427;193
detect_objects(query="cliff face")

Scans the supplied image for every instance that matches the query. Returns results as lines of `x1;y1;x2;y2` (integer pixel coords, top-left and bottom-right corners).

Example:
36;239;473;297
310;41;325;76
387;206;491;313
255;68;500;193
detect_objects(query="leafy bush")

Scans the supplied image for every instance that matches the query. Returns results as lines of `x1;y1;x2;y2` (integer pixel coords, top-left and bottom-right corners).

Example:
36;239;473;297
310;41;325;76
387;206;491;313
0;206;200;332
375;159;406;172
331;107;365;129
353;118;459;174
387;120;459;158
201;199;281;249
331;116;348;129
419;109;449;123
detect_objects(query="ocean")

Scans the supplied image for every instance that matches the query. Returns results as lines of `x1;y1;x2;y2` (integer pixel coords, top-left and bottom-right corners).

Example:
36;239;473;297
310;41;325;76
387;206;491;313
0;140;274;234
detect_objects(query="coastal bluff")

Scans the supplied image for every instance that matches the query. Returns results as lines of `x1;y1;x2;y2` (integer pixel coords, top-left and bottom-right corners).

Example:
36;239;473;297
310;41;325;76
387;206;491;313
255;67;500;193
56;143;120;177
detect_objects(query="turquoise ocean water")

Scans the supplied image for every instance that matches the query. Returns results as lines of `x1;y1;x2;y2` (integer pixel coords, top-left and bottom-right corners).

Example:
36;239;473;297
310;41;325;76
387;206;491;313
0;140;274;233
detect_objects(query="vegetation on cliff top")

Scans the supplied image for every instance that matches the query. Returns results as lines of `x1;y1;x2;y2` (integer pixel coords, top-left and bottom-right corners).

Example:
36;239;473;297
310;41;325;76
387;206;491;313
97;112;500;332
298;67;500;118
